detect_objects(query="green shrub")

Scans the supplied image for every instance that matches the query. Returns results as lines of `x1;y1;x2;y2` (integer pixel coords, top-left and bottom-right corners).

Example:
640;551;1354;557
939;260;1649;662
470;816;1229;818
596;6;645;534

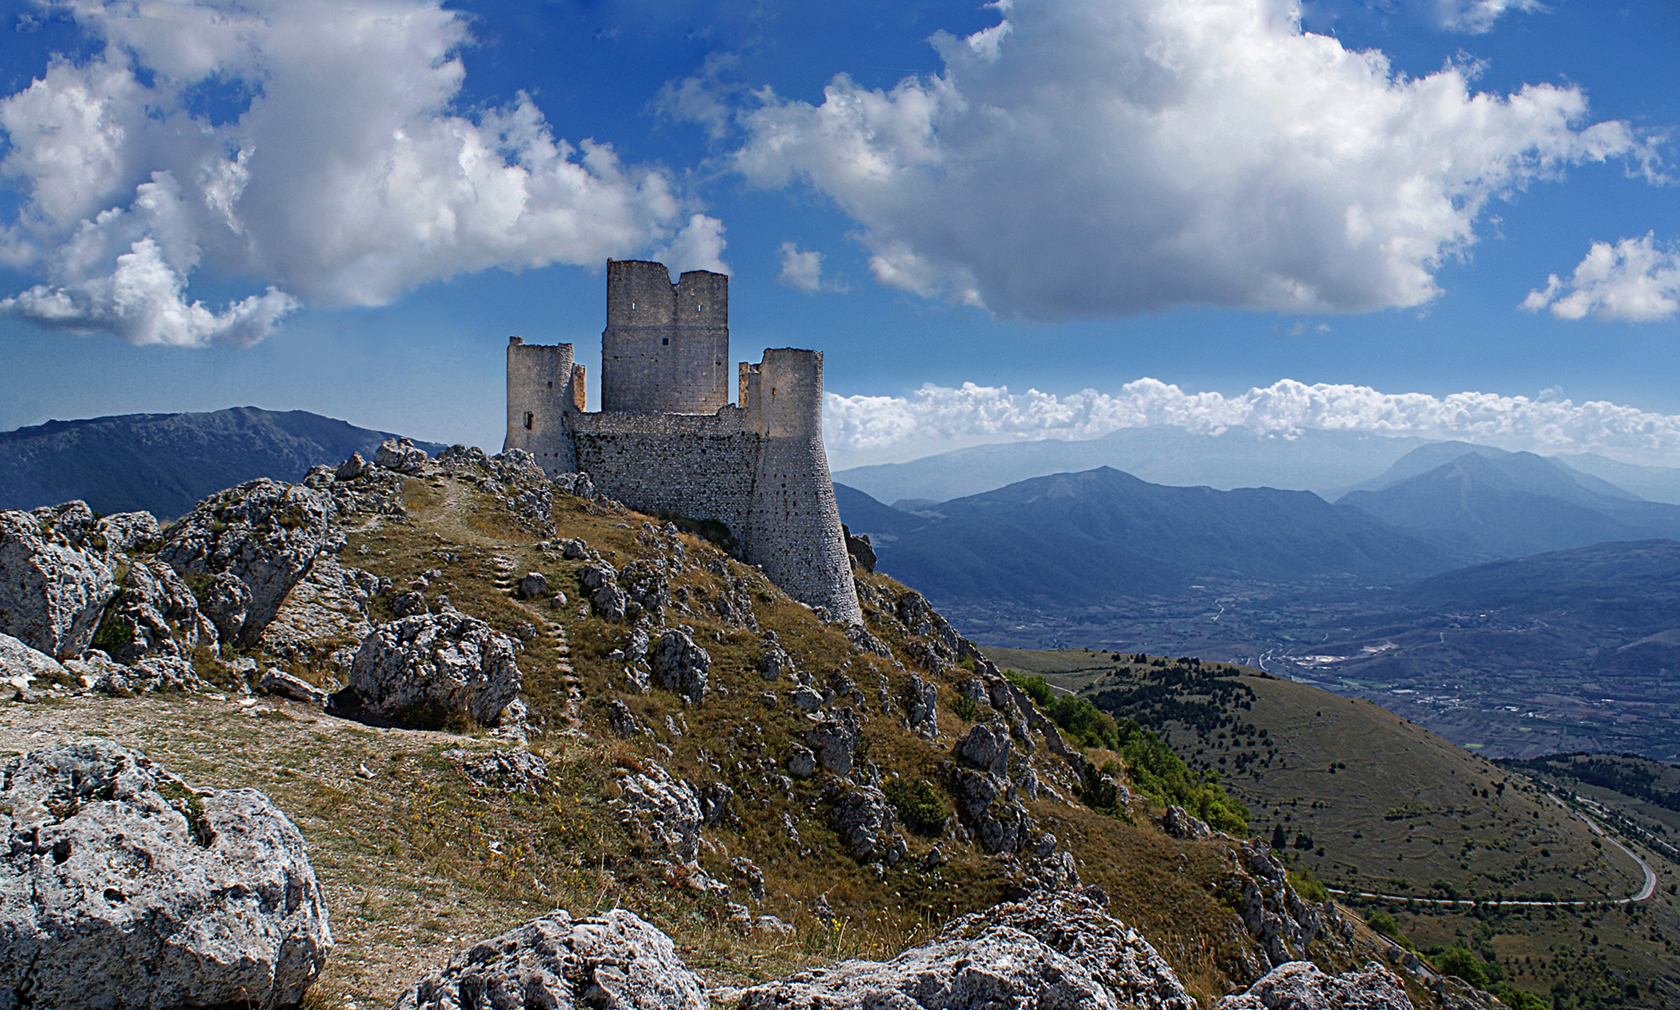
1492;984;1548;1010
1434;946;1488;988
1048;696;1119;750
1005;671;1055;709
951;693;979;723
883;778;947;836
1289;869;1330;904
1112;717;1248;834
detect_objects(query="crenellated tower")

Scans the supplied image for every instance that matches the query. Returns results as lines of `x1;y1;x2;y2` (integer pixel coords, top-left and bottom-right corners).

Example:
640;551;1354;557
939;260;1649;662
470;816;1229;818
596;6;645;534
600;260;729;414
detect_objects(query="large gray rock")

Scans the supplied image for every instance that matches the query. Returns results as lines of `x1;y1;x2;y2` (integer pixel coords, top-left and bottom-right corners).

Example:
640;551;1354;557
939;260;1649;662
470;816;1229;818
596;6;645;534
0;507;116;658
157;478;332;647
0;740;331;1008
1213;961;1412;1010
98;559;217;667
904;672;938;739
1227;841;1331;972
0;632;67;687
375;437;430;474
95;510;161;555
348;612;522;728
830;784;899;862
804;708;862;776
398;908;705;1010
651;629;709;705
258;556;376;672
614;761;703;863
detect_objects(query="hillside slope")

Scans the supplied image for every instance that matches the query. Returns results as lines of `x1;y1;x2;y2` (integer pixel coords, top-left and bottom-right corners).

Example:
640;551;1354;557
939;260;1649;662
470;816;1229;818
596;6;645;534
989;649;1679;1008
0;407;447;518
0;448;1475;1008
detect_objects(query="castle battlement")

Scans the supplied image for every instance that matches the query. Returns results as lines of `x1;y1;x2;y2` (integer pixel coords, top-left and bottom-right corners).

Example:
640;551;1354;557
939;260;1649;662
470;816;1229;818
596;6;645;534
504;262;862;625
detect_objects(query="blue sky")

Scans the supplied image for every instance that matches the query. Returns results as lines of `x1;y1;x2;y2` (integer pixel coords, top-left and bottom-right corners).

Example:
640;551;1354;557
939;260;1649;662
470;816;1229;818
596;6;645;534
0;0;1676;469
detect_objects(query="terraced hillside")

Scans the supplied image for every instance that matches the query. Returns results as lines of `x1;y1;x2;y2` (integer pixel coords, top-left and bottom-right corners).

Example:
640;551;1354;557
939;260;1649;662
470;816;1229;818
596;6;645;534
992;649;1680;1008
0;449;1493;1009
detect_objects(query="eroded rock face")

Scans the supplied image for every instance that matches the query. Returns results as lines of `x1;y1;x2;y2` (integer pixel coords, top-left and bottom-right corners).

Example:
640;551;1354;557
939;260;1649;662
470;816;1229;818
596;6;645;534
0;632;67;687
258;556;377;672
376;437;430;474
397;908;706;1010
0;507;116;658
738;888;1192;1010
98;559;217;668
96;511;161;554
830;784;899;862
1226;841;1332;973
614;762;703;864
348;612;522;728
1213;960;1413;1010
651;629;709;705
804;709;861;776
0;740;331;1009
904;673;938;740
157;478;332;647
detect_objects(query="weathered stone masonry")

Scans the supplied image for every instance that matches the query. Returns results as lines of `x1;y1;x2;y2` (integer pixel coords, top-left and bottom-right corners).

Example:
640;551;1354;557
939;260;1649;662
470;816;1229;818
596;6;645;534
505;260;863;625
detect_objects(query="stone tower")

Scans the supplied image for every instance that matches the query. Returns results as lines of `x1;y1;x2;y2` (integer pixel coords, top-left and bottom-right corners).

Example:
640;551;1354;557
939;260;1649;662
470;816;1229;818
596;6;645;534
600;260;730;414
505;337;585;472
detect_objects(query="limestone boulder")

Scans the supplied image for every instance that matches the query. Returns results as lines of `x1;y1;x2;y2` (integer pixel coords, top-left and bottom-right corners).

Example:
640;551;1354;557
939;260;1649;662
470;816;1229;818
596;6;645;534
348;611;522;728
258;556;376;672
739;887;1193;1008
651;628;709;705
335;452;373;481
398;908;706;1010
804;708;861;776
96;510;161;554
0;632;68;689
0;507;116;658
904;672;938;739
614;762;703;863
1213;961;1412;1010
516;571;549;599
1161;805;1213;840
375;437;430;473
97;559;217;668
830;784;899;862
157;478;332;647
0;740;331;1009
459;749;550;794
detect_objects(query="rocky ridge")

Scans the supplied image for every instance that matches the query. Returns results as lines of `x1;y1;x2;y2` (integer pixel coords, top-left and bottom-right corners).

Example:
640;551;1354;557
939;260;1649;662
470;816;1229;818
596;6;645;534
0;437;1498;1009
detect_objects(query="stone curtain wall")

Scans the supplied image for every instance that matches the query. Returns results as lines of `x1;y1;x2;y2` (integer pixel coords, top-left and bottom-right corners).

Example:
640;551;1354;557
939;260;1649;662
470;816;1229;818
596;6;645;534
600;261;729;415
568;411;762;532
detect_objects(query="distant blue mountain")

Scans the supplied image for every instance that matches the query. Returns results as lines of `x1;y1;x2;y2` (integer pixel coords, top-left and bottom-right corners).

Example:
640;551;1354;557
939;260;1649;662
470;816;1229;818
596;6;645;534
0;407;447;519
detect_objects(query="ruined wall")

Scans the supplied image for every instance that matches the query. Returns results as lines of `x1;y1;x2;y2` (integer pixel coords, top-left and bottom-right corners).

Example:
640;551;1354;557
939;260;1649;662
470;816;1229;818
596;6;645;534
566;347;861;625
505;337;582;471
600;260;730;415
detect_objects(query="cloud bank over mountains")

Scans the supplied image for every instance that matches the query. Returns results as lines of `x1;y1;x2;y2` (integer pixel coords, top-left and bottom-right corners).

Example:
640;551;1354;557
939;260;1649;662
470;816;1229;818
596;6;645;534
707;0;1653;320
0;0;723;348
823;378;1680;466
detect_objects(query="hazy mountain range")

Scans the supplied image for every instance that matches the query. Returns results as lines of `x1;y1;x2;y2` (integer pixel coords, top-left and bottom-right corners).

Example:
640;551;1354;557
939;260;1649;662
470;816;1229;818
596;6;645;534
0;408;446;519
833;426;1680;507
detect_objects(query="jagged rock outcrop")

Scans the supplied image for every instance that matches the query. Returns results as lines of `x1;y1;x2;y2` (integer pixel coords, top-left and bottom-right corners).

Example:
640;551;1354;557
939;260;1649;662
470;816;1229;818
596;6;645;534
651;628;709;705
258;556;378;671
1161;805;1213;840
952;722;1032;854
830;784;900;862
347;611;522;727
1226;841;1334;973
613;761;703;863
96;510;161;554
98;559;217;666
804;709;862;776
258;668;330;707
904;672;938;739
376;437;430;474
156;478;332;647
738;888;1195;1010
0;505;116;658
0;740;331;1009
0;631;67;687
1214;960;1412;1010
396;908;706;1010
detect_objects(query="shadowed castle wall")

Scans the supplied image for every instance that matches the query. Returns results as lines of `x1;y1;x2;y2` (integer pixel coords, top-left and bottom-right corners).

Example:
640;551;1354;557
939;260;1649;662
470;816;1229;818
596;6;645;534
600;260;730;415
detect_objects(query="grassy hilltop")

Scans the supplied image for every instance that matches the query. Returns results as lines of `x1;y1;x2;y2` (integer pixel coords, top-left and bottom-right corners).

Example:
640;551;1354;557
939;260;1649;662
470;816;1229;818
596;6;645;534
991;648;1680;1008
0;460;1449;1008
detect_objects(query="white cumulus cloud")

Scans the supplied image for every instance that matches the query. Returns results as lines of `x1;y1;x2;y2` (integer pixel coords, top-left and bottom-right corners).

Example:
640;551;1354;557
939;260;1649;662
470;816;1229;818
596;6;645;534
0;0;722;347
776;241;846;293
823;378;1680;465
1434;0;1544;34
1522;234;1680;323
696;0;1650;320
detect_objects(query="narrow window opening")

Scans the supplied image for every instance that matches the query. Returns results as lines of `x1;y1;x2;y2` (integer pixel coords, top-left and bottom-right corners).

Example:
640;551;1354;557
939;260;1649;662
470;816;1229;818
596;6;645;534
547;381;553;389
662;337;669;345
524;412;533;430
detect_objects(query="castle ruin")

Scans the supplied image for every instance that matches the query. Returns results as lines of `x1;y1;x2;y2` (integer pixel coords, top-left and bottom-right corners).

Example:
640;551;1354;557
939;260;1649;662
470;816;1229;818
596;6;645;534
505;260;863;625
